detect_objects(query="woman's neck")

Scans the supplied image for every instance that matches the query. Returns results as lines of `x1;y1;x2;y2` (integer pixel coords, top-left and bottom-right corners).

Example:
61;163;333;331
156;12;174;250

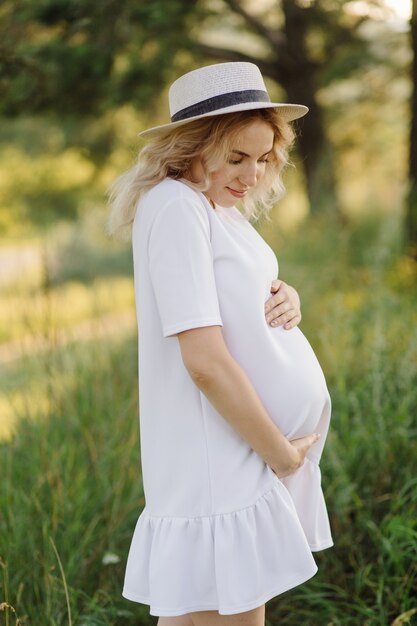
206;195;216;210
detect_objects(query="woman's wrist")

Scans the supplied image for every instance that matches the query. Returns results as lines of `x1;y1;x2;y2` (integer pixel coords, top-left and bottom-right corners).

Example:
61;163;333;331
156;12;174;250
271;441;300;476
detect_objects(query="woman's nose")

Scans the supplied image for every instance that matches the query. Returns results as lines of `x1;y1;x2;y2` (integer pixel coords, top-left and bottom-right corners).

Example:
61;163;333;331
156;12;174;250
238;162;258;187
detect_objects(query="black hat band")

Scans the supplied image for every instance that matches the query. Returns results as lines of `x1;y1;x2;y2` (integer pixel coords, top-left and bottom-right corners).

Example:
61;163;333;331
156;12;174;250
171;89;271;122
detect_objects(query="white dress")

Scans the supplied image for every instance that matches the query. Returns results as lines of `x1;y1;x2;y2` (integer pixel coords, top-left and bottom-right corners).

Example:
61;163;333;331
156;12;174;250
122;178;333;617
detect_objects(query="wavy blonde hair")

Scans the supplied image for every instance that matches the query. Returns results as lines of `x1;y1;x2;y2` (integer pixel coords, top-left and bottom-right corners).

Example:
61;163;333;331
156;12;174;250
107;109;295;241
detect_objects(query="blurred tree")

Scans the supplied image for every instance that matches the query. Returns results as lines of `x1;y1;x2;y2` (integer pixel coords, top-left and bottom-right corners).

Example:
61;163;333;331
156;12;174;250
408;0;417;258
0;0;391;215
195;0;347;213
0;0;199;115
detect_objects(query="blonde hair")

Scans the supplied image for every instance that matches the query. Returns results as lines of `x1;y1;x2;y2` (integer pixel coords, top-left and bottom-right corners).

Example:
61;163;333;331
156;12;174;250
107;109;295;241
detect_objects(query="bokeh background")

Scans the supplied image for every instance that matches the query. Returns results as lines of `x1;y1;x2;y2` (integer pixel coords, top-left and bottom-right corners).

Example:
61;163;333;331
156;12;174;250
1;1;417;625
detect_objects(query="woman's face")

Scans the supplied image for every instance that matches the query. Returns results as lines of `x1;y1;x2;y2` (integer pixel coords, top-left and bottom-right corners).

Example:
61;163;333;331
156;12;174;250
192;119;275;208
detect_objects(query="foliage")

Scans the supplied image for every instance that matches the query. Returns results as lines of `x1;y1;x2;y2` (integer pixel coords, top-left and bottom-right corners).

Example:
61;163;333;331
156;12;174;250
0;106;144;232
0;0;399;118
0;0;411;227
0;213;416;625
264;214;417;623
0;0;199;116
407;0;417;257
0;333;151;625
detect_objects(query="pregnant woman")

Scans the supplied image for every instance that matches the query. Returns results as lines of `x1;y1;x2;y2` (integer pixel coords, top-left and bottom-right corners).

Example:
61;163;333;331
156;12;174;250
108;62;333;626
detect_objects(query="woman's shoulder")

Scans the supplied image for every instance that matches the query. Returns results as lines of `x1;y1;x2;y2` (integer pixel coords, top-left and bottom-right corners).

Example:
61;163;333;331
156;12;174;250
142;178;202;208
136;179;210;234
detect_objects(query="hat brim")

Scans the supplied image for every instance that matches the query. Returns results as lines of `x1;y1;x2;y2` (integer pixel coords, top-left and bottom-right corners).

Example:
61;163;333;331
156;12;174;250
138;102;308;138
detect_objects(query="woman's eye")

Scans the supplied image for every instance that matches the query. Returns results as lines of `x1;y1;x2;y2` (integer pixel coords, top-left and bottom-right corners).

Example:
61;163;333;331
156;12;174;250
227;157;269;165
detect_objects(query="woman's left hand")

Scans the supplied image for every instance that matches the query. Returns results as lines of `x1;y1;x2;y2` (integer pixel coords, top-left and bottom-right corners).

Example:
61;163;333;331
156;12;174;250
264;279;301;330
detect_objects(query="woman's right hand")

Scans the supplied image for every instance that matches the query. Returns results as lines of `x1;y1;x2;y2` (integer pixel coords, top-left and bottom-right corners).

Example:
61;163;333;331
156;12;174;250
274;433;321;478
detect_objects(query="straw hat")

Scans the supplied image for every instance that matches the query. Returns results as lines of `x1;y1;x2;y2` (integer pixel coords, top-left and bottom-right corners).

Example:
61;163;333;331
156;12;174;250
139;62;309;138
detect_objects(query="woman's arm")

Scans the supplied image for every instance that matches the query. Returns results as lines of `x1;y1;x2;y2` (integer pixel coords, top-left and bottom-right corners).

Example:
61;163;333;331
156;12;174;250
177;325;319;478
265;280;301;330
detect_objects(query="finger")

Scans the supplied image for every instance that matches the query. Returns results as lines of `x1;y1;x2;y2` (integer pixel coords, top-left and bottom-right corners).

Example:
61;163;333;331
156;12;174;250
265;283;300;313
284;313;302;330
267;307;298;327
290;433;320;447
265;281;287;310
265;291;288;314
265;301;291;322
270;279;284;294
304;433;321;450
271;283;301;313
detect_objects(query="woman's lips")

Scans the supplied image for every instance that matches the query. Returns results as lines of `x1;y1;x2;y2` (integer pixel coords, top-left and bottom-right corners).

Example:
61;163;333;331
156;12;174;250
226;187;247;198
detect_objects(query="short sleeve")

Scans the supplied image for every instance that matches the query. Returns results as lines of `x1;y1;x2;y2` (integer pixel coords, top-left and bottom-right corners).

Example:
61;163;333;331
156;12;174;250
147;196;223;337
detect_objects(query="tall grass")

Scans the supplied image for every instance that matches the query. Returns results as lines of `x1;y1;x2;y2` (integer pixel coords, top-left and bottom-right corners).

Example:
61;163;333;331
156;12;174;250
265;214;417;626
1;213;416;625
1;336;152;625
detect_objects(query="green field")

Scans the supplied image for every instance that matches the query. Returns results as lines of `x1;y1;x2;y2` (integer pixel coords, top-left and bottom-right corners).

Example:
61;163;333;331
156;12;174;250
1;210;416;626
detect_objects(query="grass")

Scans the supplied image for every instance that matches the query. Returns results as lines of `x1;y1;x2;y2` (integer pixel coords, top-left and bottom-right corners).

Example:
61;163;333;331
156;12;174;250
1;334;150;625
0;212;134;346
0;211;416;625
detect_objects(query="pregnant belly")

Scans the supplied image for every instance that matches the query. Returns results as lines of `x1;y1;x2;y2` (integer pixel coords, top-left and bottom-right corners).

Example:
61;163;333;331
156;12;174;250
227;323;330;440
267;325;329;438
